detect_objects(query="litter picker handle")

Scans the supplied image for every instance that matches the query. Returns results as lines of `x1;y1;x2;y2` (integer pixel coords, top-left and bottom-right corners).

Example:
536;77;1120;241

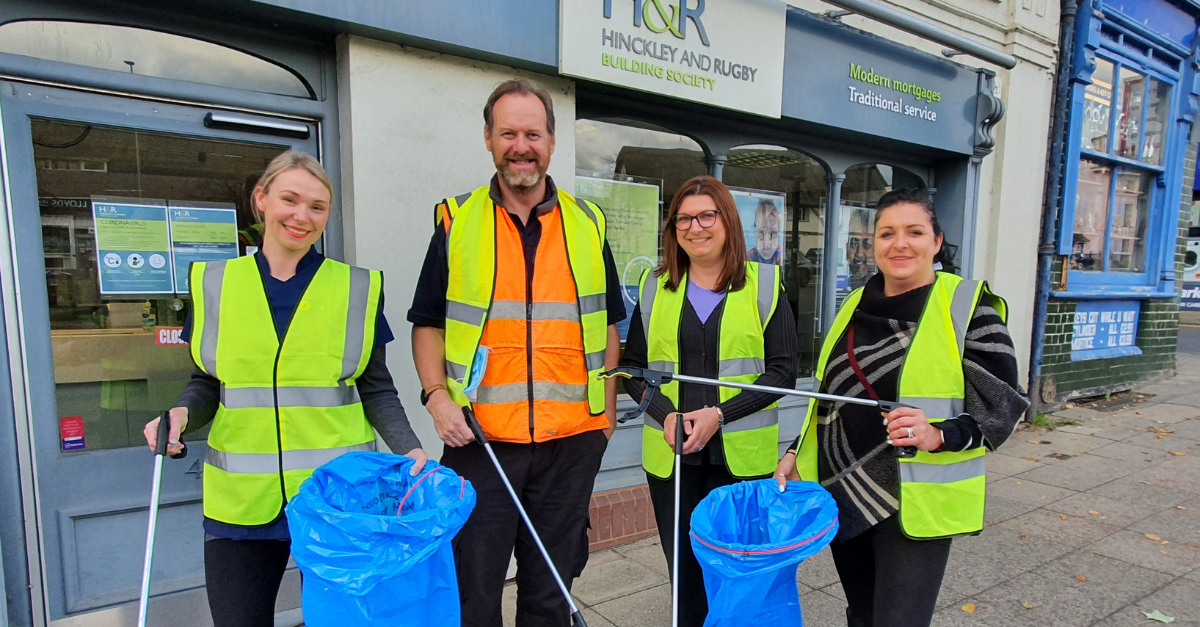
875;401;918;459
463;407;489;446
154;411;188;460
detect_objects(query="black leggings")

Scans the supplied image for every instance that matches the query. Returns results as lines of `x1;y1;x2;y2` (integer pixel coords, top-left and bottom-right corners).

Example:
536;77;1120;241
205;537;292;627
829;516;951;627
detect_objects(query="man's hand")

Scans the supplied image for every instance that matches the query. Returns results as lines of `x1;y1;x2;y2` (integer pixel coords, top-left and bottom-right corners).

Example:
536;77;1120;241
429;392;475;447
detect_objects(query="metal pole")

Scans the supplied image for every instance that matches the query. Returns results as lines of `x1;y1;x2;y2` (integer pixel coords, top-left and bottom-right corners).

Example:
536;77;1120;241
818;0;1018;69
137;454;164;627
822;174;845;338
668;373;882;407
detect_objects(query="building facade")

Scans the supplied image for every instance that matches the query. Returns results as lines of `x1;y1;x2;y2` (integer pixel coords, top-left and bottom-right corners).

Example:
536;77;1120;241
0;1;1053;625
1029;0;1200;410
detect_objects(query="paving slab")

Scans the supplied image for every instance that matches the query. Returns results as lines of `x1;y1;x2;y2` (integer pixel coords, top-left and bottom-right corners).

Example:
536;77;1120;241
983;495;1040;525
996;431;1111;460
1015;452;1148;491
984;453;1042;477
797;589;848;626
968;571;1103;627
795;546;841;590
571;554;669;606
1116;403;1200;424
612;541;669;579
984;476;1077;506
1090;578;1200;626
1126;495;1200;544
1088;476;1195;512
1130;460;1200;495
589;583;671;627
939;547;1028;596
1031;550;1175;620
1088;441;1176;464
992;508;1121;548
1170;417;1200;440
1084;529;1200;576
1122;431;1200;453
1044;491;1159;529
953;526;1074;571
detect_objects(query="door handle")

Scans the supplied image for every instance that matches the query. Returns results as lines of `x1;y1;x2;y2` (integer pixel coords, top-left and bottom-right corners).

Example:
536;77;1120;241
203;112;310;139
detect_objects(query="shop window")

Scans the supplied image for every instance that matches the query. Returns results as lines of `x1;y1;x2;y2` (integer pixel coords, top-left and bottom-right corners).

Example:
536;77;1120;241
840;163;928;294
0;20;313;98
574;118;707;340
722;145;828;378
1067;52;1173;282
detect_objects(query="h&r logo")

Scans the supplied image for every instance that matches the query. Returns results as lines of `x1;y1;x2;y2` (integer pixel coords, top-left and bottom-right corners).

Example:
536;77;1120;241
603;0;710;46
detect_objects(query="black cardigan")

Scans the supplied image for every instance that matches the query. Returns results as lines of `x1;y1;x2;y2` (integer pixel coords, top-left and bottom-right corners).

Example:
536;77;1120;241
620;283;796;465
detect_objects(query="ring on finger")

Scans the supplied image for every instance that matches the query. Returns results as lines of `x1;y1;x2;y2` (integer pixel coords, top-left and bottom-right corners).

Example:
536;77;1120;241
906;427;914;439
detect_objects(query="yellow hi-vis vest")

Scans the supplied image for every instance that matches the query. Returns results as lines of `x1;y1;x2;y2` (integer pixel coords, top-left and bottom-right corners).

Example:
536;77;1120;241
189;255;380;525
796;272;1006;539
639;262;781;479
439;186;609;416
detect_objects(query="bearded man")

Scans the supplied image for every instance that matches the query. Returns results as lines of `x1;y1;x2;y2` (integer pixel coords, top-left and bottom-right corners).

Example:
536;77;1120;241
408;78;625;627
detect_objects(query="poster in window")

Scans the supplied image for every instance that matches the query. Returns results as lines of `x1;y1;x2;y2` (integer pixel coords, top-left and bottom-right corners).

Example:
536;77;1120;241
167;202;239;293
836;206;877;307
730;189;787;268
575;176;661;341
91;197;173;295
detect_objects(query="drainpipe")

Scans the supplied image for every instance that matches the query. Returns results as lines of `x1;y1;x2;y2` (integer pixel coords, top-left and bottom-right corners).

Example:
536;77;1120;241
1028;0;1081;416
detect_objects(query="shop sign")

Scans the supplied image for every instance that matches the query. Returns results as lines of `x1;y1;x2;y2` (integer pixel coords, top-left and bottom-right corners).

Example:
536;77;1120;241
1182;284;1200;311
782;12;981;155
167;204;239;293
155;326;188;347
1070;300;1141;361
560;0;786;117
575;176;660;340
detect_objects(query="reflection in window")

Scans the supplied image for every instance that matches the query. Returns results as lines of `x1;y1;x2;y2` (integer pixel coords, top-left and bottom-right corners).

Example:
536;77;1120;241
840;164;926;293
574;119;707;341
1082;59;1115;153
0;21;312;98
1141;78;1172;166
1071;159;1113;271
1114;67;1146;160
1109;170;1150;272
34;119;287;451
723;145;827;378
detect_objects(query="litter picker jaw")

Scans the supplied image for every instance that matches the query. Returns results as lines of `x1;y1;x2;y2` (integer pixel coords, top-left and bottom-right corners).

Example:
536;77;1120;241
461;408;589;627
599;367;917;458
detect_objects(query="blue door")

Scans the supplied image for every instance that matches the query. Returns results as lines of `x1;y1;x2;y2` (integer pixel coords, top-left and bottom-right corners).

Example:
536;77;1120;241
1;81;319;626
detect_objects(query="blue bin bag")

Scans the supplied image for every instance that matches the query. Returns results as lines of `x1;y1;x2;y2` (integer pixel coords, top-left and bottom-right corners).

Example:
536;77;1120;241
690;480;839;627
286;452;476;627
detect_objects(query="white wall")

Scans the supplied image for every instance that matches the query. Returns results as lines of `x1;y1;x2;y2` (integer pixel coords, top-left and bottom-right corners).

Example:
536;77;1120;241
337;35;576;457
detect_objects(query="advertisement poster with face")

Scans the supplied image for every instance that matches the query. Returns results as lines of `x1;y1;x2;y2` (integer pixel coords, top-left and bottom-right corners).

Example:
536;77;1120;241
575;176;661;341
730;189;787;269
837;206;877;306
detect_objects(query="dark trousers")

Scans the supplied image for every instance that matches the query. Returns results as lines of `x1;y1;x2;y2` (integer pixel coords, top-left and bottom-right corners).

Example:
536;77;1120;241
830;516;952;627
441;429;608;627
205;538;292;627
646;458;753;627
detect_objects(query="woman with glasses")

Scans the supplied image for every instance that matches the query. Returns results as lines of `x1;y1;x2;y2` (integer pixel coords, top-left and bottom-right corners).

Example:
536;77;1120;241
619;176;796;627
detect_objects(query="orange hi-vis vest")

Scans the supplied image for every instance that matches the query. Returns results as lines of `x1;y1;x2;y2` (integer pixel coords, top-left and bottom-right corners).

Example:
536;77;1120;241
439;187;610;443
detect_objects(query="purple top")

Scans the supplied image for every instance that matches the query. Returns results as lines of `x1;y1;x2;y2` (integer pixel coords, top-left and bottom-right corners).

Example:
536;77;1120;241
688;278;726;324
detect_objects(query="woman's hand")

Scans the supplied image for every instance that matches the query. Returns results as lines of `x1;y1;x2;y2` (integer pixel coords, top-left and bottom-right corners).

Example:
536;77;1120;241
680;407;720;455
884;407;943;452
405;448;429;476
143;407;188;457
775;450;800;492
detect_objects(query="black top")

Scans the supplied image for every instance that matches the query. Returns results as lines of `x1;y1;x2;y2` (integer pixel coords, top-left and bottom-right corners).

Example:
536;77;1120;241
620;281;797;466
406;175;626;329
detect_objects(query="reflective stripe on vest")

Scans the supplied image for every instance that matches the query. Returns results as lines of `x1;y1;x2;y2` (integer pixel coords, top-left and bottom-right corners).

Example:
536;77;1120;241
441;186;610;443
189;256;380;526
795;272;1007;539
641;262;781;479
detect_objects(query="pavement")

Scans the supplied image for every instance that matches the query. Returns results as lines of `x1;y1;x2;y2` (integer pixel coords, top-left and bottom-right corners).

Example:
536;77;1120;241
500;345;1200;626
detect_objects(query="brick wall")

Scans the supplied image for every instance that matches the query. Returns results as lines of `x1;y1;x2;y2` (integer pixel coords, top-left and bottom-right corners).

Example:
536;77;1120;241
1036;125;1197;408
587;484;658;551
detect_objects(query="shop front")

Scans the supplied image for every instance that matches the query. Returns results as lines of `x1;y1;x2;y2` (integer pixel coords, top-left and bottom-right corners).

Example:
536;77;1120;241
1032;0;1200;407
0;1;1010;625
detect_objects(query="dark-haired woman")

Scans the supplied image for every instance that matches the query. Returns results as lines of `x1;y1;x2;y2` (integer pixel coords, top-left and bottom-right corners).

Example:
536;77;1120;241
775;189;1027;627
621;176;797;627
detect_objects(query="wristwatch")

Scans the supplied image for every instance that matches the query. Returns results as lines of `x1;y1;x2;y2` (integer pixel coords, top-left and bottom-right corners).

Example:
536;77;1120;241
420;384;446;406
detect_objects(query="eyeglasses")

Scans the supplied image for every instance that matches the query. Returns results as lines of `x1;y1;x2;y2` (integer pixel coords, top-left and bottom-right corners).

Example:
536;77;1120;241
673;210;721;231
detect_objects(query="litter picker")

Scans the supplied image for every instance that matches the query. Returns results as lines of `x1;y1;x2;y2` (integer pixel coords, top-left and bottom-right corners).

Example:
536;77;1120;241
462;407;589;627
138;411;188;627
599;367;918;458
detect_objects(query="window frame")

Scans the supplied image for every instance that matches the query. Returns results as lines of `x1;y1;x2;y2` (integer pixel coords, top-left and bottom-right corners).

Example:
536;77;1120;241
1057;18;1189;297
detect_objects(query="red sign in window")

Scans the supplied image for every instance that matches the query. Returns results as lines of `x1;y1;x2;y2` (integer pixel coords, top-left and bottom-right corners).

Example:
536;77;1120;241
60;416;85;451
155;327;187;347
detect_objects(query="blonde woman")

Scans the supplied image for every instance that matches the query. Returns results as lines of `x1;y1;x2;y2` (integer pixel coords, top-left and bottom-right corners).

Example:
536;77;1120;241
143;151;425;627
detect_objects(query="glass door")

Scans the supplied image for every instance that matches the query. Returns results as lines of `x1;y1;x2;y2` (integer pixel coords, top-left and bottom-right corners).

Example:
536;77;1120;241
1;81;318;626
